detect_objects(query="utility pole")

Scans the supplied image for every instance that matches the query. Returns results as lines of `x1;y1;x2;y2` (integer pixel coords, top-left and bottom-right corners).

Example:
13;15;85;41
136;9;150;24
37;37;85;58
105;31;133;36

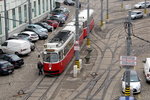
106;0;109;21
28;0;32;24
4;0;8;40
144;0;147;16
100;0;104;28
125;10;132;96
75;0;80;69
86;0;90;48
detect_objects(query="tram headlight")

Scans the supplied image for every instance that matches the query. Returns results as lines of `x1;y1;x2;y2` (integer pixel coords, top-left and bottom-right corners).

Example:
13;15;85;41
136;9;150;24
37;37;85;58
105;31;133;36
49;67;52;70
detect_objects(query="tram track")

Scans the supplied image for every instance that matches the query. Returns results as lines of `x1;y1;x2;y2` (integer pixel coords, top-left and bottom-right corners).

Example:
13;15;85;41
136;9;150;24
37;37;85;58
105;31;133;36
66;20;125;100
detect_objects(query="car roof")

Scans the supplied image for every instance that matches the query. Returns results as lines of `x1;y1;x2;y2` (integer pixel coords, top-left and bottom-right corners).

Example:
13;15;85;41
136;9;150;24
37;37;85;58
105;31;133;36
6;39;27;43
21;31;36;35
0;60;9;64
131;10;142;13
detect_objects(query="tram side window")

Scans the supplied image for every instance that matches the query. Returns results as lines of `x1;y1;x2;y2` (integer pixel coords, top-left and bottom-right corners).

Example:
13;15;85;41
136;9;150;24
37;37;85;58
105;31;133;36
59;50;63;60
64;39;74;56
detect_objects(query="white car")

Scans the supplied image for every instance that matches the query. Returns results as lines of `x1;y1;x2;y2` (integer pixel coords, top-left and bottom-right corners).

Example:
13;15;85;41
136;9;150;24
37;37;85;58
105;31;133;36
143;58;150;82
134;1;150;9
130;10;143;20
0;39;31;55
19;31;39;42
121;70;141;94
26;24;48;33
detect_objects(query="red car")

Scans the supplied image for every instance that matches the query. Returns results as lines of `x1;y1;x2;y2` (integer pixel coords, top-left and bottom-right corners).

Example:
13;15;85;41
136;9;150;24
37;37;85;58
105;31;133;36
45;20;59;29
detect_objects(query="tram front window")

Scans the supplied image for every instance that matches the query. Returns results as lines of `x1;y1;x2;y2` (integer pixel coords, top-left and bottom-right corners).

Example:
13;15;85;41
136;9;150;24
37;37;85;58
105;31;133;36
44;53;59;63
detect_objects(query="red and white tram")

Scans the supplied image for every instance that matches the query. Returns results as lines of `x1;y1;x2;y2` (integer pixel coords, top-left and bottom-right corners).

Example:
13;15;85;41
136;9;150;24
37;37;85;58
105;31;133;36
43;9;94;75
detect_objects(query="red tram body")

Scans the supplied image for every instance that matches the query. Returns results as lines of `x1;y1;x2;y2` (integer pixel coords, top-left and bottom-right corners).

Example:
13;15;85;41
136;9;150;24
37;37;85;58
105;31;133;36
43;9;94;75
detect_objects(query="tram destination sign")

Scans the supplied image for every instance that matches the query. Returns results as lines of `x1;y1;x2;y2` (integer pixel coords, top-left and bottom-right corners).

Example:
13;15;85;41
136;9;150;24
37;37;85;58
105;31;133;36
120;56;137;66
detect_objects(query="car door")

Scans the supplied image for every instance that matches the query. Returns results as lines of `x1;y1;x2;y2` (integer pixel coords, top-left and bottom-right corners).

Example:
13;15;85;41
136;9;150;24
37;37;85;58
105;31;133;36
136;12;142;18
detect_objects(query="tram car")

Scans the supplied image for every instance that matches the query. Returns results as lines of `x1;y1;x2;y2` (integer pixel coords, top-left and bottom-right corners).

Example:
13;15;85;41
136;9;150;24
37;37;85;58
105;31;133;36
43;9;94;75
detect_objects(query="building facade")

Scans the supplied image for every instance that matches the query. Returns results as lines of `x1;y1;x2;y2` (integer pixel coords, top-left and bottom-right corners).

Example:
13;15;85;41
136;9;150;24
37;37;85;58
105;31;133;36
0;0;57;44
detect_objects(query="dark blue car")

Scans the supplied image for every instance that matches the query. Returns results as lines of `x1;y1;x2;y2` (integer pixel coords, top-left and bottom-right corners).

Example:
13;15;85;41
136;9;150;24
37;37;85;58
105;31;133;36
118;96;136;100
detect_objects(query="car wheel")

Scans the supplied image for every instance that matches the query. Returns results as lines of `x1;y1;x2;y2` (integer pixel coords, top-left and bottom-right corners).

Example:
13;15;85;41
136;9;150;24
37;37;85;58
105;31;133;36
139;6;142;9
0;49;3;54
15;52;19;56
31;46;35;51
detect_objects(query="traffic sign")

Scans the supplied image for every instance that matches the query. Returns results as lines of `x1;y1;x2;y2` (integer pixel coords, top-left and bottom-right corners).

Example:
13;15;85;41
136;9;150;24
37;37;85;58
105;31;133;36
120;56;137;66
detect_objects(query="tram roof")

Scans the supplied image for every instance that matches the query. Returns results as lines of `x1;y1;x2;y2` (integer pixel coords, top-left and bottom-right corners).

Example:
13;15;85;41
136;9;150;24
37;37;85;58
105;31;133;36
49;30;71;44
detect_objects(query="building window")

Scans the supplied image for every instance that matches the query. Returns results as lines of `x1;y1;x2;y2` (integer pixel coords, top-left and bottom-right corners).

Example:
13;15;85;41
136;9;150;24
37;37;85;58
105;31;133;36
34;1;37;17
38;0;41;15
0;14;2;35
18;7;22;24
12;8;16;28
24;5;27;22
42;0;45;12
46;0;48;11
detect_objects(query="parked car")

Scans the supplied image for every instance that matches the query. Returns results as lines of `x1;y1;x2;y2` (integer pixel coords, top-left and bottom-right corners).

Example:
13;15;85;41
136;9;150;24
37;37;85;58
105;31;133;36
118;96;137;100
130;10;143;20
19;31;39;42
8;35;35;51
47;16;65;26
45;20;59;29
35;22;53;32
0;60;14;75
134;1;150;9
26;24;48;33
0;54;24;68
143;58;150;82
121;70;141;94
8;33;32;42
50;7;70;17
0;39;31;56
23;28;48;40
64;0;75;6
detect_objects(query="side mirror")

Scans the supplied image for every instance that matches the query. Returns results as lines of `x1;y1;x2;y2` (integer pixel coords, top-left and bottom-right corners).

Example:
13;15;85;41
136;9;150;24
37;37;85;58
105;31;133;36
142;60;146;63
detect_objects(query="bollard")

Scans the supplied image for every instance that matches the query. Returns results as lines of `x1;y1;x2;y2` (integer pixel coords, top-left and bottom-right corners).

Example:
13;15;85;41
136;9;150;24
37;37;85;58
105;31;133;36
85;54;90;64
86;47;93;54
73;65;78;77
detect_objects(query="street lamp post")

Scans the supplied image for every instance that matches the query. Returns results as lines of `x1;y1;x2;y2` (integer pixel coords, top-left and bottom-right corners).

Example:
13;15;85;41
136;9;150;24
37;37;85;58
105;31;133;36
75;0;80;69
4;0;8;40
28;0;32;24
100;0;104;28
106;0;109;21
144;0;147;16
86;0;90;48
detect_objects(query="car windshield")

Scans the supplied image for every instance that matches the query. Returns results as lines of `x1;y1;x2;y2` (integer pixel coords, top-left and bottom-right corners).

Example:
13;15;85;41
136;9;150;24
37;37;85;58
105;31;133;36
18;34;28;38
35;25;43;29
130;74;139;82
0;63;8;68
44;53;59;63
10;54;20;61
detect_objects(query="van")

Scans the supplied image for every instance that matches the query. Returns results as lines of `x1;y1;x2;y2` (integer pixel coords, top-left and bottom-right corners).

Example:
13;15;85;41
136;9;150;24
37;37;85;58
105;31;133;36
0;39;31;55
143;58;150;82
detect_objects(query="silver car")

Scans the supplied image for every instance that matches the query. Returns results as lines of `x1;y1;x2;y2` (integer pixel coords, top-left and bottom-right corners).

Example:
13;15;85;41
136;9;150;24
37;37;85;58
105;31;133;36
26;24;48;33
130;10;143;20
121;70;141;94
134;1;150;9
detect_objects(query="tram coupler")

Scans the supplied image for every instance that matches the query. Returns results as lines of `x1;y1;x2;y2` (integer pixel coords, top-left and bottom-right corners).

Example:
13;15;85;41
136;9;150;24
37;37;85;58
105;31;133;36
85;53;90;64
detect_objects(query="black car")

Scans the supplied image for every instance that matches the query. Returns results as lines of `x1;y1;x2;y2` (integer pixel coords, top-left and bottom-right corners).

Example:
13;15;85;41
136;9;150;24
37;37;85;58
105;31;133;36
47;16;65;27
0;54;24;68
50;7;70;17
35;22;53;32
23;28;48;40
0;60;14;75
